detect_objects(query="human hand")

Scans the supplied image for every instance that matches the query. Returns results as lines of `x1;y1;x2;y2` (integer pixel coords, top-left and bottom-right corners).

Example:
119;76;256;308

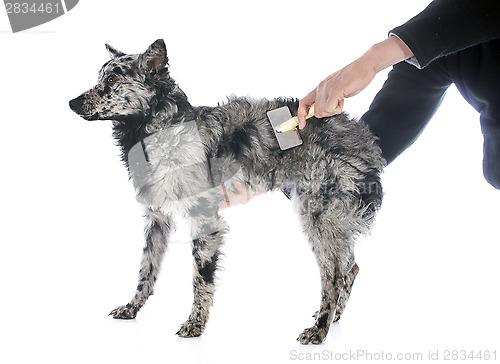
297;58;377;129
218;180;258;211
297;36;413;129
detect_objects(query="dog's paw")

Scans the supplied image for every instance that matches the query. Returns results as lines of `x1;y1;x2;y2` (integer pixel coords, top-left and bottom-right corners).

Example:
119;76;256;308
176;320;204;338
297;326;327;345
109;304;138;319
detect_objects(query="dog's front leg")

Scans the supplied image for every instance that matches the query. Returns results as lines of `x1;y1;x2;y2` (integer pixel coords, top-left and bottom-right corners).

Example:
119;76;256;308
176;216;228;338
333;262;359;322
110;209;172;319
311;261;359;323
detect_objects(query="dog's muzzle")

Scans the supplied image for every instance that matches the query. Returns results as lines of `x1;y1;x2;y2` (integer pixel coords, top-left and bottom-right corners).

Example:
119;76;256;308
69;94;85;113
69;95;99;120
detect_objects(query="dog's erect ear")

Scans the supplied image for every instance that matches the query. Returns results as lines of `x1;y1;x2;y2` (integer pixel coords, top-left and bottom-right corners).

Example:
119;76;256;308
139;39;168;79
106;44;125;59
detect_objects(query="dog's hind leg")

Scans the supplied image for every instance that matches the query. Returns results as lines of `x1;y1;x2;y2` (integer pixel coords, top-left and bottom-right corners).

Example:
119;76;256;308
295;193;357;344
176;215;228;338
109;209;171;319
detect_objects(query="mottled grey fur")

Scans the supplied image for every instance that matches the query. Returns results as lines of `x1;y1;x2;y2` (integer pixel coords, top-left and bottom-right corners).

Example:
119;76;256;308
69;39;385;344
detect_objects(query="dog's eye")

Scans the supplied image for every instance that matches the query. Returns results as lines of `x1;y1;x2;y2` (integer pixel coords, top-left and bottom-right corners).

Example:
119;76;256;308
106;75;116;84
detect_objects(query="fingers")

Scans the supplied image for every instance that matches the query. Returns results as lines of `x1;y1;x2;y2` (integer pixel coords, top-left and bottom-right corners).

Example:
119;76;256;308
298;90;316;129
299;75;345;129
218;180;257;211
314;75;344;118
230;180;250;195
332;98;344;115
317;96;344;117
218;196;230;211
219;185;236;211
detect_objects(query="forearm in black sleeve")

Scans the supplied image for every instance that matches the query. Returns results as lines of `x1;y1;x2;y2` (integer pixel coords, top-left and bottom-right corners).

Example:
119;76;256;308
389;0;500;69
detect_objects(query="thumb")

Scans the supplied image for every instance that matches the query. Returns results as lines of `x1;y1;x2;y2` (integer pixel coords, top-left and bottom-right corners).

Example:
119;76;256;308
298;90;316;129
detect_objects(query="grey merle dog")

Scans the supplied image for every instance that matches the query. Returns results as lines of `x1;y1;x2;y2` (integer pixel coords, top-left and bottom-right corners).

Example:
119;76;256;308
69;39;385;344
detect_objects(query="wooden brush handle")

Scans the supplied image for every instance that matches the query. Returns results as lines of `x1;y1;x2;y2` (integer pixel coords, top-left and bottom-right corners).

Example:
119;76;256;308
305;104;315;119
277;104;316;133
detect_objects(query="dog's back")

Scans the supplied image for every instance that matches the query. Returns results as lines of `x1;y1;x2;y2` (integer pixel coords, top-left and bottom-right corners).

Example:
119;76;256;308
193;96;384;221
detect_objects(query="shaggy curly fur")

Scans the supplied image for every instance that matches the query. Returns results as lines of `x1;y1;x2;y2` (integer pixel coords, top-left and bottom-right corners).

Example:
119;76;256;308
69;39;385;344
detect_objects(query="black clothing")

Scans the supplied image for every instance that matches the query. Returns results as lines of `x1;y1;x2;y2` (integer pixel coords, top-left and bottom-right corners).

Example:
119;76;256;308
390;0;500;69
362;60;451;164
362;0;500;189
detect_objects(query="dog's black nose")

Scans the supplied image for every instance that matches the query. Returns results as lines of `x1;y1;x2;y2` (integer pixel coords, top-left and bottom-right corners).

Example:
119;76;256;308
69;95;84;113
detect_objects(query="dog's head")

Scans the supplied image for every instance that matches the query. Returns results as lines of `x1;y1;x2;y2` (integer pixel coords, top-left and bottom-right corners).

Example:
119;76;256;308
69;39;169;122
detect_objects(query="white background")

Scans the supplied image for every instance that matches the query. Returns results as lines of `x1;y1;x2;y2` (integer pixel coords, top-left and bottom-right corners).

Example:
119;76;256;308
1;1;499;363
